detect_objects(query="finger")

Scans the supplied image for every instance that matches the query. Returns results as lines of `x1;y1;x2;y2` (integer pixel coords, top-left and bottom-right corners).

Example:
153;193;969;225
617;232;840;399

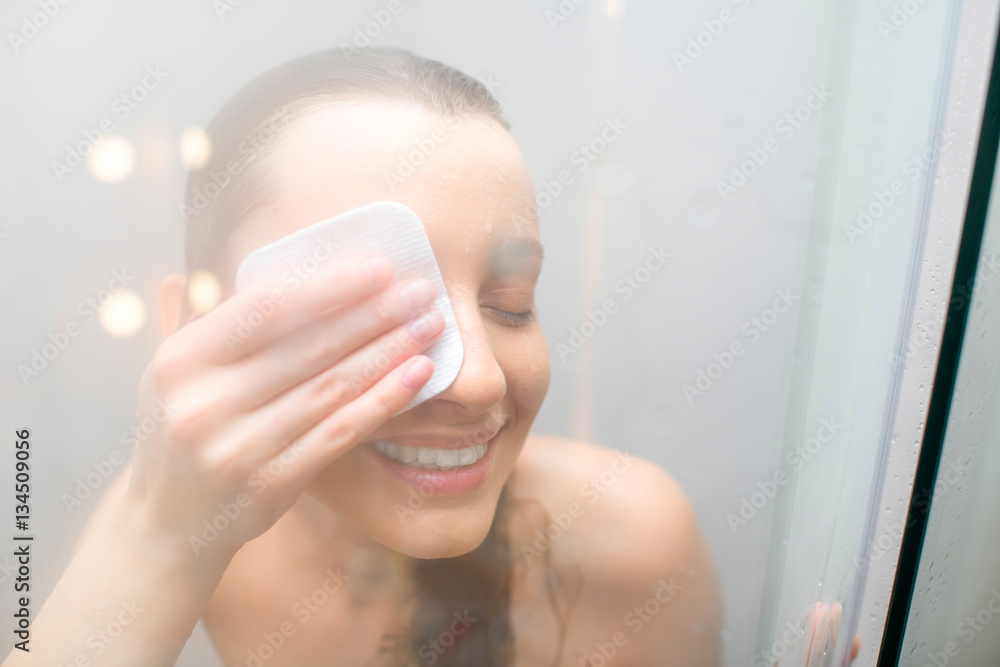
216;309;445;465
276;354;435;488
216;275;439;414
172;254;395;367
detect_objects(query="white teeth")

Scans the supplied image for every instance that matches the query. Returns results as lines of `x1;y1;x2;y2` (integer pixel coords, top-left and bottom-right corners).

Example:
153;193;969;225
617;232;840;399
458;448;475;465
374;441;489;470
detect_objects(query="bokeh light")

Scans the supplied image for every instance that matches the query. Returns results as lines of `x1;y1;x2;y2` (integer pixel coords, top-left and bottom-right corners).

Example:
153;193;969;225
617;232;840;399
99;290;147;337
187;269;222;314
87;135;136;184
180;126;212;170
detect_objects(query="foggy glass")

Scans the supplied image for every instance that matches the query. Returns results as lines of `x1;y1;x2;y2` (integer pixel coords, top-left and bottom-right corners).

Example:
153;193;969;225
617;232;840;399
0;1;997;666
897;105;1000;666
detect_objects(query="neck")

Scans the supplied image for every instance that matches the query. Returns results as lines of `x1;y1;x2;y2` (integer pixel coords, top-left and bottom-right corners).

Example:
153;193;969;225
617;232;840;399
285;492;417;603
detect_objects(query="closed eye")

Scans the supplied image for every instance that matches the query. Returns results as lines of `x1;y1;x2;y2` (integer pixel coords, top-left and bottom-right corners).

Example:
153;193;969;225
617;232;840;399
484;307;535;327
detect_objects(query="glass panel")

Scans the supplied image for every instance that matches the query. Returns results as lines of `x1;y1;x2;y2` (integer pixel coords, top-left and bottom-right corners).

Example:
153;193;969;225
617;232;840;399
757;0;966;665
898;101;1000;667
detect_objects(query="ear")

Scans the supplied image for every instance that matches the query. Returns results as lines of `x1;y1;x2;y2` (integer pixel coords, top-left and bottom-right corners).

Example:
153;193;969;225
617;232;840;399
159;273;187;339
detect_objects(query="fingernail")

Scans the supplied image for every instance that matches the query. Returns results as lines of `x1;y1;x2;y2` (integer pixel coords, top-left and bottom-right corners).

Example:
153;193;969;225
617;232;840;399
409;309;444;342
363;257;393;283
399;279;437;311
402;356;433;390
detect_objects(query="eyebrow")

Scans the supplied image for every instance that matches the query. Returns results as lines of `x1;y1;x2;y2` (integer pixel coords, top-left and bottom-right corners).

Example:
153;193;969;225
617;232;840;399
487;238;544;281
489;238;545;262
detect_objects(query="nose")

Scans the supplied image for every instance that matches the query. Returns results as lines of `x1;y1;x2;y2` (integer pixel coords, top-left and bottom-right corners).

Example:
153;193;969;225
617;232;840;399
426;296;506;417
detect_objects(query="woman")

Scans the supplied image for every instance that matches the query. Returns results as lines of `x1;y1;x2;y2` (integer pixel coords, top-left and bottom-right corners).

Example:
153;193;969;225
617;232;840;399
5;48;721;666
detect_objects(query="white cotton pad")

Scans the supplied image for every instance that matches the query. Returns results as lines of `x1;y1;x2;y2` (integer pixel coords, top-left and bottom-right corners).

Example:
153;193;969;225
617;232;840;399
234;200;464;413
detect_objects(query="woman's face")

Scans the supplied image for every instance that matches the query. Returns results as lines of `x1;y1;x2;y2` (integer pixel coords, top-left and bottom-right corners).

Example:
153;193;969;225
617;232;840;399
219;101;550;559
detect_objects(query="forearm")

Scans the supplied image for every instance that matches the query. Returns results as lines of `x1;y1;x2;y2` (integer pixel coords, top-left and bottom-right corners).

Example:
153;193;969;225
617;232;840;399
1;508;233;667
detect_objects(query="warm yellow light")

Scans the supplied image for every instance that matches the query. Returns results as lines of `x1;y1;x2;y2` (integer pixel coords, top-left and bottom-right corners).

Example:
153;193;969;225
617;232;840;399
99;290;146;337
607;0;625;18
188;270;222;314
180;126;212;170
87;135;135;184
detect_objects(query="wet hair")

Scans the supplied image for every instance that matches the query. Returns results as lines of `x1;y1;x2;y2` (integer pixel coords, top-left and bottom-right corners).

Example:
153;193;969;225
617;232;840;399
179;46;510;317
180;47;571;666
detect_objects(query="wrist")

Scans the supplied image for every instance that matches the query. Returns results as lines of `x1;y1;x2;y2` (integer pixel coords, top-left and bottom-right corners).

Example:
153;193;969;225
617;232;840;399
101;500;237;594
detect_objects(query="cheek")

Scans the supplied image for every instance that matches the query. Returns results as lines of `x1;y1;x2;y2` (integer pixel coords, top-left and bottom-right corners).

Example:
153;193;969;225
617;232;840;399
303;443;403;517
496;327;551;416
304;450;368;509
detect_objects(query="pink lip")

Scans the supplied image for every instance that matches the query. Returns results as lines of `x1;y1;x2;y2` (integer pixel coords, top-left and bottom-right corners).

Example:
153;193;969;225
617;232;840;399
371;431;501;497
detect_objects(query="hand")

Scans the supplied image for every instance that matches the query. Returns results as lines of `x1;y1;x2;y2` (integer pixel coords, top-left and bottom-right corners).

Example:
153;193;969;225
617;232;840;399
849;635;860;663
118;254;444;564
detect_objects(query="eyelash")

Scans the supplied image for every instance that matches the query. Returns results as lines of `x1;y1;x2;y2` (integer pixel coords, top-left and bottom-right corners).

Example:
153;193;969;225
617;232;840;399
485;307;535;327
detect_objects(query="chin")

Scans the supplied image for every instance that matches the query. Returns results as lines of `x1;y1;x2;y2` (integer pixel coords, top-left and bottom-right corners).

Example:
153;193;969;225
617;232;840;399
385;503;499;559
308;481;503;560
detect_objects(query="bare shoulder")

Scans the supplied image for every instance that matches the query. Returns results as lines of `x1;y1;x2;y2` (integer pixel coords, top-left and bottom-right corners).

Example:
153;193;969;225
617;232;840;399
509;434;711;578
508;434;722;666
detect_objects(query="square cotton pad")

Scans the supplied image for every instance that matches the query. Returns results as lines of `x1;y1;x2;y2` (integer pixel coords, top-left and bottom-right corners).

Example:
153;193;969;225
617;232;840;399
234;200;464;414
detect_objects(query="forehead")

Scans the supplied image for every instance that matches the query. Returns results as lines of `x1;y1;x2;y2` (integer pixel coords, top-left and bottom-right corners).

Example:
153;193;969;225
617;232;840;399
220;101;539;282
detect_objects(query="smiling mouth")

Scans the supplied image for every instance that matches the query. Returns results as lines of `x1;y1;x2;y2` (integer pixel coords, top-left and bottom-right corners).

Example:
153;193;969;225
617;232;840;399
373;441;489;471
